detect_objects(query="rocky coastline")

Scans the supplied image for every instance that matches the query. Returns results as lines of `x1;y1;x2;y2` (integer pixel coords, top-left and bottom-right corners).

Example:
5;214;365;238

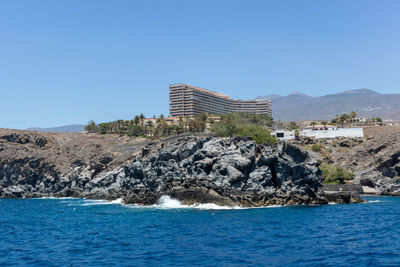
0;129;366;206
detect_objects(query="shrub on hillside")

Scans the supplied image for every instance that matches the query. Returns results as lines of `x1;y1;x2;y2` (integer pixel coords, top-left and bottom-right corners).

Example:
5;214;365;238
217;112;273;128
212;124;276;144
311;144;322;152
236;126;276;144
127;125;144;137
320;162;355;184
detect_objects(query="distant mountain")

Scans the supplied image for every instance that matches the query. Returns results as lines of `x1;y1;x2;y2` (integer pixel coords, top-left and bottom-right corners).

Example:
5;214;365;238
26;124;85;133
256;94;283;100
257;89;400;121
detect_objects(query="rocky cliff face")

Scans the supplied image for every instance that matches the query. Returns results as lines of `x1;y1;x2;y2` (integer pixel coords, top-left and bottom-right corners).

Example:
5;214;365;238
0;130;329;206
116;137;327;206
0;129;150;198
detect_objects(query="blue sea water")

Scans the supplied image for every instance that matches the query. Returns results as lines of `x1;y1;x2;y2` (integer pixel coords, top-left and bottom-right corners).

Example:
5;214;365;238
1;196;399;266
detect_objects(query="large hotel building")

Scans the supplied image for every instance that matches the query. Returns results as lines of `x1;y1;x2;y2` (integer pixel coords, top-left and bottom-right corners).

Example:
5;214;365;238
169;83;272;118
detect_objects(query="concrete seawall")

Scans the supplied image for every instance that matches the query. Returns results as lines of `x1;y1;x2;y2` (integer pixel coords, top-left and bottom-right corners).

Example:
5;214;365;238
323;184;366;203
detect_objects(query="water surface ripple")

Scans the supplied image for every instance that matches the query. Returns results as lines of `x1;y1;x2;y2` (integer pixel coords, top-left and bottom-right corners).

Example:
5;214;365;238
1;196;399;266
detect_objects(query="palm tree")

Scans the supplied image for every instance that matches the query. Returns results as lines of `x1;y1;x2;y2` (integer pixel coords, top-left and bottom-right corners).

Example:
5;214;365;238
140;113;145;127
294;129;300;141
85;120;98;133
310;121;316;130
178;117;184;128
339;114;349;126
184;116;189;132
133;116;140;126
161;120;168;136
146;121;154;137
350;111;357;122
321;121;328;130
117;120;123;133
290;121;298;130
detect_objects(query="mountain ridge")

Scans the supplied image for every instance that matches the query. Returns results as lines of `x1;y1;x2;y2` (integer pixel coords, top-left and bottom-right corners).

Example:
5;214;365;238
26;124;85;133
257;89;400;121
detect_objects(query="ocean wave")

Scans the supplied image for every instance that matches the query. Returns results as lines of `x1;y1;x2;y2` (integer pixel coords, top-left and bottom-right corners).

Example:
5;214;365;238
154;195;245;210
124;195;282;210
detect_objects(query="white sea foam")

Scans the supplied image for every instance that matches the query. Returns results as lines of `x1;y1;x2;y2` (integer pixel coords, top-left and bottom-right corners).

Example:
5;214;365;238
368;200;382;203
126;195;247;210
123;195;290;210
72;198;124;206
156;195;187;208
35;196;298;209
191;203;242;210
39;197;76;199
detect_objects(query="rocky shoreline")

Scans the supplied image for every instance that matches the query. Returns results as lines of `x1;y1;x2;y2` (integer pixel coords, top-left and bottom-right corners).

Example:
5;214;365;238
0;129;365;206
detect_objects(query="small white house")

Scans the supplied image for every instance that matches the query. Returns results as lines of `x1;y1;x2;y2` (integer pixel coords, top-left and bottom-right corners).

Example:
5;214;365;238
271;130;296;141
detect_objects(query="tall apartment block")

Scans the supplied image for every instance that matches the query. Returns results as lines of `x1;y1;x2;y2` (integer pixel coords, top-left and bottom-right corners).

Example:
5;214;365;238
169;83;272;118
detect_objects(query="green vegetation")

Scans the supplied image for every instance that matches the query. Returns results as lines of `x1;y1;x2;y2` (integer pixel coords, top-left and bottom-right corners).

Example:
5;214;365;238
311;144;323;152
85;115;184;138
212;124;276;144
85;112;275;143
331;112;357;125
350;111;357;121
236;126;276;144
215;112;273;128
289;121;299;130
210;113;276;144
188;113;208;133
320;162;355;184
84;120;98;133
331;112;384;126
294;129;300;140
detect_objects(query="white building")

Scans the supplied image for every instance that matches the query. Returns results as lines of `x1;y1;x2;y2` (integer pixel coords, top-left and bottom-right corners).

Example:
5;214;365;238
272;130;296;141
272;126;364;140
301;128;364;139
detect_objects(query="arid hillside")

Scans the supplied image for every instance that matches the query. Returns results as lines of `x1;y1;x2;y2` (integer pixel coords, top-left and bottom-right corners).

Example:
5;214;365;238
0;128;151;180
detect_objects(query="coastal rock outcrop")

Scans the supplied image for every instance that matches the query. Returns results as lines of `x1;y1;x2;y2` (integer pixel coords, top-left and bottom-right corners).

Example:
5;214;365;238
116;137;328;206
0;132;329;206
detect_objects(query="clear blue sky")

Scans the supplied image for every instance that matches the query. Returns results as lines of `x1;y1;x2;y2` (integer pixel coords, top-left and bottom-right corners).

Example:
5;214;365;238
1;0;400;129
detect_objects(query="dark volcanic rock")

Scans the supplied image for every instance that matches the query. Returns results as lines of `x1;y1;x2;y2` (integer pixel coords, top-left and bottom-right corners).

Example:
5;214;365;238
0;133;48;148
0;136;330;206
324;191;366;204
122;137;328;206
89;137;328;206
